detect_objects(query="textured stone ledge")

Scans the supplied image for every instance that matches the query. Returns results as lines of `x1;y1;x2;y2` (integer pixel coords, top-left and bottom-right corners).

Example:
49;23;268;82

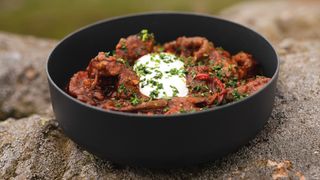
0;0;319;179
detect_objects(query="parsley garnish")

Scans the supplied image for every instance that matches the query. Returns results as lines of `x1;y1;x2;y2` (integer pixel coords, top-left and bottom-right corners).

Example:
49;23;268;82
105;51;111;57
120;39;127;51
116;58;130;67
193;85;202;92
169;68;179;75
193;85;209;92
118;83;127;94
212;65;222;71
226;77;238;88
130;94;141;106
232;89;248;100
134;64;152;76
163;106;169;112
115;102;122;108
154;70;163;79
211;65;225;80
149;90;159;99
179;109;187;113
170;85;179;97
139;29;154;42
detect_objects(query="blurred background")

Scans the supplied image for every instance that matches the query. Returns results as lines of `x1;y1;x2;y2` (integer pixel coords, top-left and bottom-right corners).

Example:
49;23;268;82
0;0;247;39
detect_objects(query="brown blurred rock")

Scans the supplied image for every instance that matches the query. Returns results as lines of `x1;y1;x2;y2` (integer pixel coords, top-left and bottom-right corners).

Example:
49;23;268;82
0;32;56;120
1;0;320;179
221;0;320;43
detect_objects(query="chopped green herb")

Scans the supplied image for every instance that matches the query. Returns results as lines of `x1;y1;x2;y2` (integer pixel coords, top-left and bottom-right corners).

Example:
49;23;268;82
157;83;163;89
118;83;127;94
201;92;209;97
116;58;130;67
170;85;179;97
181;69;187;75
212;65;222;71
179;108;188;113
154;70;163;79
169;68;180;75
185;57;194;66
226;77;238;88
163;106;169;112
120;39;127;51
134;64;152;76
149;90;159;99
134;49;142;56
159;53;166;59
139;29;154;42
147;79;158;87
212;65;225;80
200;106;209;111
191;71;197;78
228;64;235;71
157;46;164;52
155;58;161;64
232;89;248;100
193;85;202;92
216;70;225;80
115;102;122;108
130;94;141;106
197;61;204;66
216;47;225;51
105;51;111;57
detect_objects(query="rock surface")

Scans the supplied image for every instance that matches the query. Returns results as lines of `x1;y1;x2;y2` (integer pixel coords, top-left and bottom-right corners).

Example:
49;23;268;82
1;0;320;179
0;32;56;120
221;0;320;43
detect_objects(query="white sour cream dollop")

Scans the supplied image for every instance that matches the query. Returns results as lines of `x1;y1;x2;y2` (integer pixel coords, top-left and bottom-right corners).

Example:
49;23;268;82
133;52;188;99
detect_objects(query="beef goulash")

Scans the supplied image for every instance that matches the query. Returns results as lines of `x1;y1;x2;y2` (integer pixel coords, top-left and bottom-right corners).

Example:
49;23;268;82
67;30;270;115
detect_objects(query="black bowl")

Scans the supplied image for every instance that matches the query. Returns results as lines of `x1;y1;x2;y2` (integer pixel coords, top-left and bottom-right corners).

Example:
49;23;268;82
47;12;279;168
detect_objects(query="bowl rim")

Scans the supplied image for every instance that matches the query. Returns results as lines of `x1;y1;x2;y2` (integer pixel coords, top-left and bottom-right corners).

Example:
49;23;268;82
46;11;279;119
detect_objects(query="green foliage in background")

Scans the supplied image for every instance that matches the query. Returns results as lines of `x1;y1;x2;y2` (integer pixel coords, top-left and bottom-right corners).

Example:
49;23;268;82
0;0;244;39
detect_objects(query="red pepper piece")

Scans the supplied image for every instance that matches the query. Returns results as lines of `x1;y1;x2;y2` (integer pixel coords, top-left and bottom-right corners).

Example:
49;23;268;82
195;73;210;80
212;77;225;90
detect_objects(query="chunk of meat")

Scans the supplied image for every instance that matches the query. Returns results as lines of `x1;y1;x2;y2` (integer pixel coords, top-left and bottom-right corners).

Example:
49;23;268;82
232;52;257;79
186;66;227;102
116;68;140;99
165;97;200;115
165;95;223;115
118;100;168;112
187;95;219;106
87;52;125;78
237;76;270;94
208;51;257;82
164;36;214;62
186;66;209;94
115;34;154;64
226;76;270;101
209;48;231;61
68;71;105;105
101;99;167;113
210;57;239;82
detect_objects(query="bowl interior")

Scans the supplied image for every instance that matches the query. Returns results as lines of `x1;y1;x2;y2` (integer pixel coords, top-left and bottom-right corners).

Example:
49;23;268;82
48;12;278;99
